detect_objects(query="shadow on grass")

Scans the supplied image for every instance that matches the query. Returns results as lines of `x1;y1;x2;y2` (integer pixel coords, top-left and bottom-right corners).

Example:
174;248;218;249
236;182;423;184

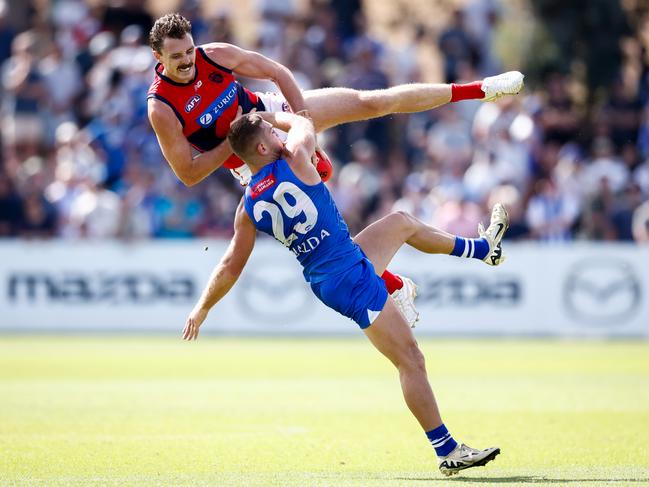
395;476;649;483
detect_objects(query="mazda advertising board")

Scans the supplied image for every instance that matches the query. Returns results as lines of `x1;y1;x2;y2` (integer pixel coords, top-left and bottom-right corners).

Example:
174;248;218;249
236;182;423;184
0;241;647;336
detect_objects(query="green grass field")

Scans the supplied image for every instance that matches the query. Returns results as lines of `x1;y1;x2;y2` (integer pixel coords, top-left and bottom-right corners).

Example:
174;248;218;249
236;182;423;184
1;336;648;486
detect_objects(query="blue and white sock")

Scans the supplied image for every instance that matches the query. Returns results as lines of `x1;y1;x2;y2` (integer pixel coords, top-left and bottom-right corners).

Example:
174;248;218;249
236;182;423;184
450;236;489;260
426;423;458;457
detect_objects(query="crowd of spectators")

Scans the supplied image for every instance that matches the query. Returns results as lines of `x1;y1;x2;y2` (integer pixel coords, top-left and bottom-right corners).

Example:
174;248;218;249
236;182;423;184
1;0;648;242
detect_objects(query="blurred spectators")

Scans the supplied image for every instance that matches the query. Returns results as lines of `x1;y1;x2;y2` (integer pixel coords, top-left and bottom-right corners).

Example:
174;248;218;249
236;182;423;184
0;171;22;236
526;177;580;241
2;30;46;161
633;199;649;242
0;1;16;67
0;0;647;244
438;9;479;83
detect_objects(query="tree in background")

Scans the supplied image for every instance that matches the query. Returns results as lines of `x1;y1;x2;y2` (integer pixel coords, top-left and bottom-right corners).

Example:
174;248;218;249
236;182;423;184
527;0;632;103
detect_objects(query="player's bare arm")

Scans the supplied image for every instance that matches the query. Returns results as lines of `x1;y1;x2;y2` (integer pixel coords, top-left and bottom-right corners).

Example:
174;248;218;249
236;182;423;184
148;100;235;186
204;42;306;114
256;111;320;184
182;200;257;340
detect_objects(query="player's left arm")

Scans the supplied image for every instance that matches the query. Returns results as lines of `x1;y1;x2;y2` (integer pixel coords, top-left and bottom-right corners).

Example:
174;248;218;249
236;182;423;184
203;43;306;114
183;199;256;341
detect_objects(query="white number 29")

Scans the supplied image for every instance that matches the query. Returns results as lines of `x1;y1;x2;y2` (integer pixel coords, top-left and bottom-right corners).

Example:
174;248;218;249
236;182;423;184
253;182;318;246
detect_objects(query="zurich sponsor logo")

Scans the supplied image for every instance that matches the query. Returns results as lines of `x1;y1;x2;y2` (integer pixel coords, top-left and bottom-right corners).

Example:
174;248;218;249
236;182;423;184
185;95;201;113
196;81;238;128
199;113;213;126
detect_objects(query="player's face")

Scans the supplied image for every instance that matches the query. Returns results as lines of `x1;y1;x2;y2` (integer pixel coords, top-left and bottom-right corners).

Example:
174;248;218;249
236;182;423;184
264;121;284;150
156;34;196;82
257;121;284;157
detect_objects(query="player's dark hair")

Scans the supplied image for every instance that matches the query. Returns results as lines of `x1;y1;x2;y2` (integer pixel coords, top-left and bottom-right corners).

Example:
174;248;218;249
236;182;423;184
149;13;192;53
228;114;264;161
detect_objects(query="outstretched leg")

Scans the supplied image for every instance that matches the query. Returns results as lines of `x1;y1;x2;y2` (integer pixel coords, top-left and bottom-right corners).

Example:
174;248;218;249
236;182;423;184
305;85;451;132
305;72;524;132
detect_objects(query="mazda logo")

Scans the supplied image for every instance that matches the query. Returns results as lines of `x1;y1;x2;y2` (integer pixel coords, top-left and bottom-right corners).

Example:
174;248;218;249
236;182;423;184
563;259;641;326
236;261;314;325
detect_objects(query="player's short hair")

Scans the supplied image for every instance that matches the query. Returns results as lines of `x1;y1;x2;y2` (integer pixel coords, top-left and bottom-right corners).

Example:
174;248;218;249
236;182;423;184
228;114;265;162
149;13;192;53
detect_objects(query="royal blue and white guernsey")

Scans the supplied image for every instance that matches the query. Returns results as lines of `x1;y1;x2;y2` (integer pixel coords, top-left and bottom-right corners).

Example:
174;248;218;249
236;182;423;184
243;159;364;283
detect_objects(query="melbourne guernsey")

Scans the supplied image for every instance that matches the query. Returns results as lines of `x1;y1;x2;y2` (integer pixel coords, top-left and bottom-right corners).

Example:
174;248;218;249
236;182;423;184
147;47;264;169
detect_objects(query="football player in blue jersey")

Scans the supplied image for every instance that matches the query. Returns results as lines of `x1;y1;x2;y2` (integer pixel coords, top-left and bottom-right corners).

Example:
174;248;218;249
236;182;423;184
182;110;508;476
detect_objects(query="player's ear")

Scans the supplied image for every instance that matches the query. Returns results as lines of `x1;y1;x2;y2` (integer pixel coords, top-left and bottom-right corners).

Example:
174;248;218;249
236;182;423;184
256;142;267;156
152;49;162;62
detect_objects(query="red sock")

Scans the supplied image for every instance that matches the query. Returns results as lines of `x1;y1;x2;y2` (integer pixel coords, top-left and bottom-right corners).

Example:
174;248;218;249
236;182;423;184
381;270;403;294
450;81;485;102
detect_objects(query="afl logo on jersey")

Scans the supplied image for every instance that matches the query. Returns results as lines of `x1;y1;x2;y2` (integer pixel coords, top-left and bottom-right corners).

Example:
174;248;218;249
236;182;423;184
199;113;213;126
185;95;201;113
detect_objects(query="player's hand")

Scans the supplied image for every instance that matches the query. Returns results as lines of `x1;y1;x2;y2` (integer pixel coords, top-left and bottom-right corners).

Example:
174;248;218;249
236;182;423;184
230;106;243;127
182;306;208;341
230;106;256;127
311;142;321;168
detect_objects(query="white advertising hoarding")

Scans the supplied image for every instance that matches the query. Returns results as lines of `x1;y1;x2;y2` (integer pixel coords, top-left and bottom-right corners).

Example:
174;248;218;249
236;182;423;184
0;240;647;336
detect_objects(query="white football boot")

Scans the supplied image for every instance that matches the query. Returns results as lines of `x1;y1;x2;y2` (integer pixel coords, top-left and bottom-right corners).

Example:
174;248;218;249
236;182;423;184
391;276;420;328
478;203;509;266
230;165;252;186
481;71;524;102
438;443;501;477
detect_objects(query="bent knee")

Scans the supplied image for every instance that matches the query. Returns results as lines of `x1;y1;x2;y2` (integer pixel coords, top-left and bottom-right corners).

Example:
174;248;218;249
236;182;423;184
386;211;416;232
399;342;427;373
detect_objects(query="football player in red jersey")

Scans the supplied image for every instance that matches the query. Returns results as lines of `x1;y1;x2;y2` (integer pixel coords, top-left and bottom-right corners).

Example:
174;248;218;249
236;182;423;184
147;13;523;189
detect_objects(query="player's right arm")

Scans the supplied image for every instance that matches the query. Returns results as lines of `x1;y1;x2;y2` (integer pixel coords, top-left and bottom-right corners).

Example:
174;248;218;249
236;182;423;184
148;98;235;186
182;199;256;340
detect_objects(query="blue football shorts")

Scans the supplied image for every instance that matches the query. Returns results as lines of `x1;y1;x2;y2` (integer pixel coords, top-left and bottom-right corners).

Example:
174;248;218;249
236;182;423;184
310;255;389;329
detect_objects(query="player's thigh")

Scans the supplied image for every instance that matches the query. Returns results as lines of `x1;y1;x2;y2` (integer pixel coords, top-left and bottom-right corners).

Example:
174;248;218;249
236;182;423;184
363;297;420;368
353;212;411;275
304;87;375;132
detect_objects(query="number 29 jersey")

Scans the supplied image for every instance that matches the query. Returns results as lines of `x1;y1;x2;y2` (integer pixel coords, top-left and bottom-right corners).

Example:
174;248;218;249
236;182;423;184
243;159;364;283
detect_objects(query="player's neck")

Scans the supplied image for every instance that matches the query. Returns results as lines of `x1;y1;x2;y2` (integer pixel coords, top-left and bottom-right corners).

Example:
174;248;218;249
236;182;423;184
248;150;285;175
245;158;266;175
